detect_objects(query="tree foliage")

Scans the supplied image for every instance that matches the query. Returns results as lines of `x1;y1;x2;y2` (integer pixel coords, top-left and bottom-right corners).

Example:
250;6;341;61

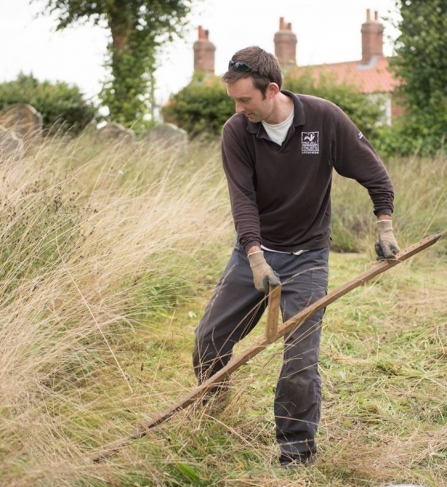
389;0;447;155
0;73;96;134
32;0;194;130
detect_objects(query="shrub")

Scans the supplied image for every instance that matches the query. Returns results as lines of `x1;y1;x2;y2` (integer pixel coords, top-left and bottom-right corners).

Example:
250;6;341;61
283;68;386;141
163;70;386;143
161;72;234;139
0;73;97;135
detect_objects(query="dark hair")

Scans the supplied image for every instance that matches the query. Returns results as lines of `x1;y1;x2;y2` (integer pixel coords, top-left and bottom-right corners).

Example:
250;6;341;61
222;46;283;95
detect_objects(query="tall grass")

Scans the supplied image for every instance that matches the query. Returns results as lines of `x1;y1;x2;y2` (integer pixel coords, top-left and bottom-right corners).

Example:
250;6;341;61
0;136;445;486
0;135;232;486
331;154;447;255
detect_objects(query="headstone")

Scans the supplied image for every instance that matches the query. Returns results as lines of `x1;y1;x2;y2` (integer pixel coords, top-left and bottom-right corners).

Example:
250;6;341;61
96;122;135;144
0;125;25;161
0;103;43;144
142;123;188;150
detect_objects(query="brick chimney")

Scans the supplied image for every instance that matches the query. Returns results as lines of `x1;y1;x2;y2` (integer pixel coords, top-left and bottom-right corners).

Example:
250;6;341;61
193;26;215;74
274;17;297;70
361;9;384;64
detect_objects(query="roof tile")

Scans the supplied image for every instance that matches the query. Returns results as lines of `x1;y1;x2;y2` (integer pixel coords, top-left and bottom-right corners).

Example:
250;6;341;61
295;56;399;94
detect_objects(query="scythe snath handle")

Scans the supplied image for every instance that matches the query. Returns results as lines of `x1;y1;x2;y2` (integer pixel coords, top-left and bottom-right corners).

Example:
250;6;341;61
265;284;281;342
89;233;443;462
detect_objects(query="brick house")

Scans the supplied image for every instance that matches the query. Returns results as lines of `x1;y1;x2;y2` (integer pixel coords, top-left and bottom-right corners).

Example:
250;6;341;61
193;10;402;124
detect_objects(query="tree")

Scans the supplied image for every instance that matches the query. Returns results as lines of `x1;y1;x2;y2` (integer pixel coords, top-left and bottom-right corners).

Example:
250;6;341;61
32;0;194;131
389;0;447;155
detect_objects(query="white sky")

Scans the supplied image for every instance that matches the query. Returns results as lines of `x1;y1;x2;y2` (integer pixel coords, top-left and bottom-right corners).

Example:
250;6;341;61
0;0;399;107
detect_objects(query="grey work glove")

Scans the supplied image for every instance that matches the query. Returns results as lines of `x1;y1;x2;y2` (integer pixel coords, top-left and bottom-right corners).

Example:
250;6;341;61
248;251;281;293
375;220;400;260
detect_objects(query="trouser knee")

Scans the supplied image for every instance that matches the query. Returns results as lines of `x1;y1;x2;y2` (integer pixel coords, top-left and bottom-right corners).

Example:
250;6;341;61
192;333;232;383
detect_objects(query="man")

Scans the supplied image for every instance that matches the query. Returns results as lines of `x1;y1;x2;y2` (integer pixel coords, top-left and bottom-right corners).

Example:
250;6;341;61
192;46;399;468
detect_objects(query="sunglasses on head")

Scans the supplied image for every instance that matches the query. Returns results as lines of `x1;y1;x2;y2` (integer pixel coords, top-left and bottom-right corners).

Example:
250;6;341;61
228;60;258;74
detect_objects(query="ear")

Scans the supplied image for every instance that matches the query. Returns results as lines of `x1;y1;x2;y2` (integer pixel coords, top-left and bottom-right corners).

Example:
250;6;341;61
267;83;280;99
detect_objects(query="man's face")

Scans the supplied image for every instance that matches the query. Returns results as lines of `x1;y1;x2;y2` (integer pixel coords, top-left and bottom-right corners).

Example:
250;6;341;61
226;77;276;123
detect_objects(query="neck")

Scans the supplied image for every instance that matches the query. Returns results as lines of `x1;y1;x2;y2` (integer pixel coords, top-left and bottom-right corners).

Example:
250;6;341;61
264;92;293;124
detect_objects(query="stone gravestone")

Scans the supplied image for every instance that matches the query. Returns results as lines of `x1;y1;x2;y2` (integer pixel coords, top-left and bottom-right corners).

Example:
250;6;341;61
0;103;43;144
142;123;188;150
0;125;25;161
96;122;135;144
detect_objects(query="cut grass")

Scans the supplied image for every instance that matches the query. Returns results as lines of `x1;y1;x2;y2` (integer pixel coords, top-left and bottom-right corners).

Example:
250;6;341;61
75;250;445;486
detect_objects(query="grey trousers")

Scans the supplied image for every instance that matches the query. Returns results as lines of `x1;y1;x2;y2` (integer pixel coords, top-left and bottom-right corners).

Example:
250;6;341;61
193;244;329;456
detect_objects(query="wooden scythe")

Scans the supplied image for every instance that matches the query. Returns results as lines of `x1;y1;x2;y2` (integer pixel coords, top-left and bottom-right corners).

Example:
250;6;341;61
91;233;442;462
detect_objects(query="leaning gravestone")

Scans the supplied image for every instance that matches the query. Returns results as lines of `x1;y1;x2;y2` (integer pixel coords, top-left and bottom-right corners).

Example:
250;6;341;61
0;125;25;161
96;122;135;144
0;103;43;144
142;123;188;150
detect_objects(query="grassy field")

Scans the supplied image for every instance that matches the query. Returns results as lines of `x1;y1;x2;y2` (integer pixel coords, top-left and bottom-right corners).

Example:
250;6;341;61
0;135;445;486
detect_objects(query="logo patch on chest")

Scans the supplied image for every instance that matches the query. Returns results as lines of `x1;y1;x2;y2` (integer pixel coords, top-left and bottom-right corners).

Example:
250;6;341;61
301;131;320;154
